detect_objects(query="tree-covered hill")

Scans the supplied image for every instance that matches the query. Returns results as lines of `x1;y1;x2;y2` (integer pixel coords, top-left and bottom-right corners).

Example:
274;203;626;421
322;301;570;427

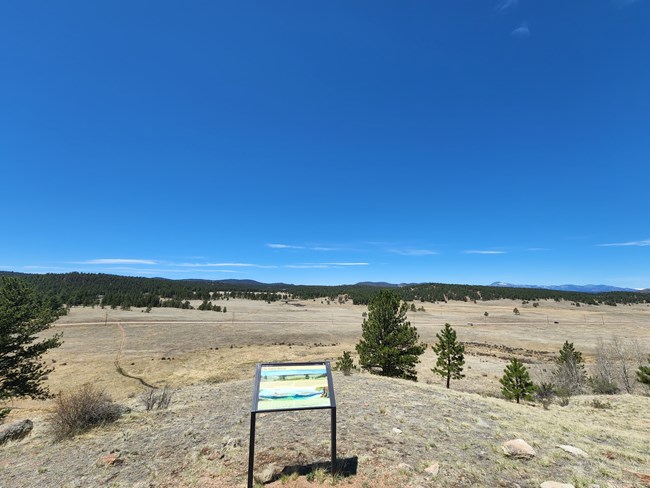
0;271;648;310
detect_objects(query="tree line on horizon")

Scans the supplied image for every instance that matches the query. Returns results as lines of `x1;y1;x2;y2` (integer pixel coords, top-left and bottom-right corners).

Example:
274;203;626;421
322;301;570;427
0;271;648;311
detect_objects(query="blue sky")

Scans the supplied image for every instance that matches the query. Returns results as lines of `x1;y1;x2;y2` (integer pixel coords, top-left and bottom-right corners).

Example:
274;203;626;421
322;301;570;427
1;1;649;287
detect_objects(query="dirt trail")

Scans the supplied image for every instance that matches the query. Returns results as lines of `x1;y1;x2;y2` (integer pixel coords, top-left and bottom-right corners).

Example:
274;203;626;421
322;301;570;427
113;322;156;389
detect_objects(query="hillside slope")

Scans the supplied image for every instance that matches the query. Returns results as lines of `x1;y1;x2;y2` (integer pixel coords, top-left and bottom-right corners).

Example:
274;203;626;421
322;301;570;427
1;374;649;487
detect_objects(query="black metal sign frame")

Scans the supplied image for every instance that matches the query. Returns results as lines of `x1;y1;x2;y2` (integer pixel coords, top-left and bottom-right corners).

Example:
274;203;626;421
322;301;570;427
247;361;336;487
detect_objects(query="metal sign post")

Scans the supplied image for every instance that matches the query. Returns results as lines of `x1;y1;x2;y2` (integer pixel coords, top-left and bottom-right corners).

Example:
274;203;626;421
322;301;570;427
247;361;337;488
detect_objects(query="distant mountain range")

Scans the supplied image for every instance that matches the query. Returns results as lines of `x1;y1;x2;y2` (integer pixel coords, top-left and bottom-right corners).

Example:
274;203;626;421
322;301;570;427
489;282;641;293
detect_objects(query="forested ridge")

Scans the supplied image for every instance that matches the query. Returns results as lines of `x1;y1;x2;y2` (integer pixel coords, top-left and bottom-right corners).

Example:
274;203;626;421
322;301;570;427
1;271;648;310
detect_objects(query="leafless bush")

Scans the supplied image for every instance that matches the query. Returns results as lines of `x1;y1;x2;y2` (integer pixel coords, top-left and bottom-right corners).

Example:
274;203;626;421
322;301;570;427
50;384;122;440
591;336;645;394
141;386;174;411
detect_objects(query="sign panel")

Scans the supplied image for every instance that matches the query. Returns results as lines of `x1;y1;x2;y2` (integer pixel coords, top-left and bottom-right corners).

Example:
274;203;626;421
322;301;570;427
252;362;335;412
248;361;337;487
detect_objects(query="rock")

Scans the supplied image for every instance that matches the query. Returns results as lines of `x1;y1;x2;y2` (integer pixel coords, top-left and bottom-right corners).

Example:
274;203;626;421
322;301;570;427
425;462;440;476
255;463;282;484
392;427;402;434
223;437;242;449
502;439;536;459
0;419;33;446
540;482;575;488
98;451;123;466
397;462;413;470
556;445;588;457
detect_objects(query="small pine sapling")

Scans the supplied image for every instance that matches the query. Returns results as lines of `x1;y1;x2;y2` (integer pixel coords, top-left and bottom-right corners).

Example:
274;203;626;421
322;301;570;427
335;351;354;376
500;358;536;404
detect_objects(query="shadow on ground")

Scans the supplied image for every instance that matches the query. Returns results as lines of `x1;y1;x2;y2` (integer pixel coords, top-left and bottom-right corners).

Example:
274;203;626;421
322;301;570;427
269;456;358;483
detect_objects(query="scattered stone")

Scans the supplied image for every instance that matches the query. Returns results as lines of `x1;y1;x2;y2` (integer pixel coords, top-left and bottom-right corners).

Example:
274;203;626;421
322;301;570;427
392;427;402;434
255;463;282;484
556;445;588;458
98;451;123;466
397;462;413;471
498;481;522;488
223;437;242;449
424;462;440;476
502;439;536;459
0;419;33;446
540;482;574;488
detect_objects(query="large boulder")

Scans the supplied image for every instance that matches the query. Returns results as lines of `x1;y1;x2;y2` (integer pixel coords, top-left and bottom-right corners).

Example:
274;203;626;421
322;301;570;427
502;439;536;459
0;419;33;446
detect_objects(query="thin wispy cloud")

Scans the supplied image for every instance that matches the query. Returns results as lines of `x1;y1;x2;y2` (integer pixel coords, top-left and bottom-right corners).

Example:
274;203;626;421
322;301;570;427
267;243;304;249
284;262;368;269
285;264;330;269
389;248;438;256
105;267;238;274
463;250;507;255
177;262;277;268
267;243;341;251
511;22;530;38
496;0;518;11
598;239;650;247
80;258;158;265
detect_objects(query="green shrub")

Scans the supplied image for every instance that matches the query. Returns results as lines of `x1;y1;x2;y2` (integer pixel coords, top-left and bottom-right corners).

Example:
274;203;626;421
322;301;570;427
335;351;354;376
589;376;620;395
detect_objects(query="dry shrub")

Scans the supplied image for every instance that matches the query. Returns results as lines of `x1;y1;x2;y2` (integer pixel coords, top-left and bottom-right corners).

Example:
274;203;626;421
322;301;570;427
140;386;174;411
50;384;122;440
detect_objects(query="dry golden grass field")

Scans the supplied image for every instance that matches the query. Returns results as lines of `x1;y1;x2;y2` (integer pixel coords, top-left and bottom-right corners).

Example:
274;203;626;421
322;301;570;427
28;297;650;405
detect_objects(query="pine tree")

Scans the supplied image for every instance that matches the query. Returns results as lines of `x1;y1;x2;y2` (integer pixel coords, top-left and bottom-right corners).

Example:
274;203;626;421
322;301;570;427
0;278;63;412
500;357;536;404
554;341;587;396
335;351;354;376
431;323;465;389
638;356;650;390
356;290;427;381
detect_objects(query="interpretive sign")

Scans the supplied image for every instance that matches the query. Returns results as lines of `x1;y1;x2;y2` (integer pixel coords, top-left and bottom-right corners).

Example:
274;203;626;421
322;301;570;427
254;363;333;412
247;361;336;487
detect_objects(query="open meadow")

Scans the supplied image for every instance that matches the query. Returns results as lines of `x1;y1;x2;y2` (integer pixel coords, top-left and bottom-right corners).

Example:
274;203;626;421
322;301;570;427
3;297;650;487
30;296;650;405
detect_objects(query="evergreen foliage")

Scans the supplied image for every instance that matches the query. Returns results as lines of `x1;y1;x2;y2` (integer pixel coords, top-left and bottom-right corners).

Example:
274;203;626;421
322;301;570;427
335;351;354;376
1;271;647;311
500;357;536;403
355;290;426;381
554;341;587;396
0;277;63;407
431;323;465;389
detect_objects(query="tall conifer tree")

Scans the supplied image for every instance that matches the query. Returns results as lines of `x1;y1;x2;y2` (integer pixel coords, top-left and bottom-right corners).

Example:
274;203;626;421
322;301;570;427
0;278;63;415
431;323;465;389
356;290;427;381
